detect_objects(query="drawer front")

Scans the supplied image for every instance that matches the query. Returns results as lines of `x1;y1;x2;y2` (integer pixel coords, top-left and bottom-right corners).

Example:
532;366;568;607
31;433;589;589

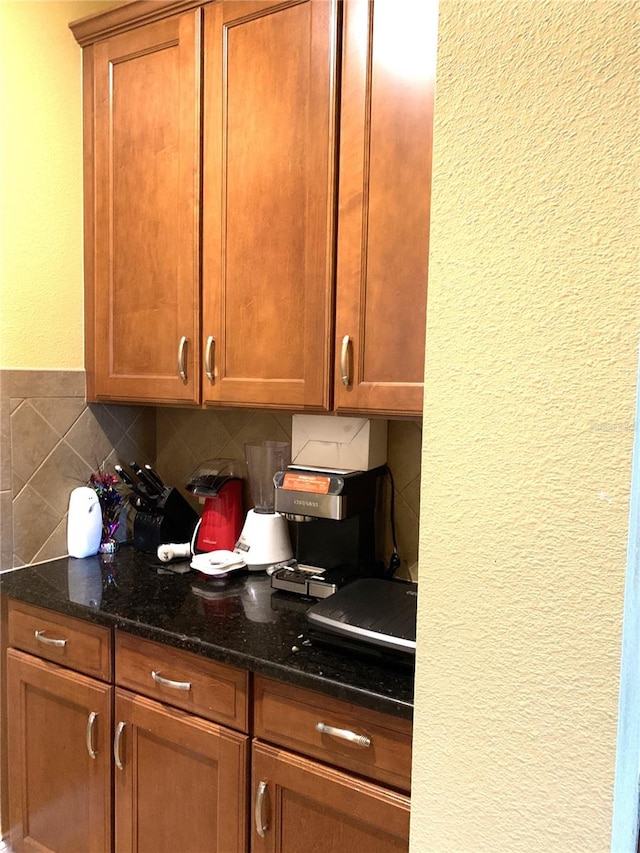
115;631;249;732
7;599;112;681
254;676;412;792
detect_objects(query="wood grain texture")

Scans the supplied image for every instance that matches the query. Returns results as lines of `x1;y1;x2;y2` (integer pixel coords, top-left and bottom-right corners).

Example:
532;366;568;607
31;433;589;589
254;675;412;792
251;740;410;852
8;599;112;682
91;10;201;403
7;650;112;853
70;0;206;46
334;0;436;416
202;0;339;409
115;630;249;731
114;688;248;853
82;45;97;402
0;597;7;838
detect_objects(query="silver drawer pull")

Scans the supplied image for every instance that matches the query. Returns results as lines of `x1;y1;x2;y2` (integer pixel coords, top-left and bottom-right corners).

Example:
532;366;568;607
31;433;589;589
340;335;351;387
315;722;371;748
255;780;269;838
177;335;188;383
34;630;67;648
86;711;98;759
205;335;215;383
151;670;192;691
114;721;126;770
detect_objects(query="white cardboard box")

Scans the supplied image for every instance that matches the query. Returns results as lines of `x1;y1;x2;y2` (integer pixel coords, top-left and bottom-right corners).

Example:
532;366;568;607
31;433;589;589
291;415;388;471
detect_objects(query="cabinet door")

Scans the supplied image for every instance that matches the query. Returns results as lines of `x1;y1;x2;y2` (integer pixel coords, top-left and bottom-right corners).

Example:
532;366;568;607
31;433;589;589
90;11;201;404
251;740;410;853
334;0;437;416
7;649;112;853
202;0;339;409
114;688;248;853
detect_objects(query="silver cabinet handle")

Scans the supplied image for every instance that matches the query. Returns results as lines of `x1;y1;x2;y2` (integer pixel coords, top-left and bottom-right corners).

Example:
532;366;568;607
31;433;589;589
114;721;126;770
151;670;191;691
177;335;188;383
315;721;371;748
255;780;268;838
340;334;351;387
205;335;215;383
34;630;67;648
86;711;98;759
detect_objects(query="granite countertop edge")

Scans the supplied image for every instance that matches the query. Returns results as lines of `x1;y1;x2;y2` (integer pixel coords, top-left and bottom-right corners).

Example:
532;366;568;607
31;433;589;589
0;551;414;721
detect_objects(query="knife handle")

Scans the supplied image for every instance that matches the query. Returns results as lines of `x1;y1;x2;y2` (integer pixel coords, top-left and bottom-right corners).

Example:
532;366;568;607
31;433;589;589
115;465;152;505
130;462;160;496
144;465;166;493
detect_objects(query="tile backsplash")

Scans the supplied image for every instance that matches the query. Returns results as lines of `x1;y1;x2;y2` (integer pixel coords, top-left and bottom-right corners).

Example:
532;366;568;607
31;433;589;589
0;370;155;568
1;370;421;578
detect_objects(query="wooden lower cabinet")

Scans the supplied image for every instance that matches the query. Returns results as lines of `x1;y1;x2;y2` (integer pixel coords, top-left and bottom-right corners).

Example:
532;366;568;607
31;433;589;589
5;601;411;853
251;741;410;853
6;649;112;853
114;688;248;853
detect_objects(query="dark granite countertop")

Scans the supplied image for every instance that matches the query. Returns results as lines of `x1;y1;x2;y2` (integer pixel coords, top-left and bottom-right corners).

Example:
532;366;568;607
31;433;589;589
0;546;414;720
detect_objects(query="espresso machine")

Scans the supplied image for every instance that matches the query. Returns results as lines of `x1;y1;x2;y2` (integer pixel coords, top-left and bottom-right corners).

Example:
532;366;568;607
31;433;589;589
271;467;385;597
273;464;417;664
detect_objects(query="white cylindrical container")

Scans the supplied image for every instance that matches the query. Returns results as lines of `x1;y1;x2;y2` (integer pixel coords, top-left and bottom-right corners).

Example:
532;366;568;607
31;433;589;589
67;487;103;558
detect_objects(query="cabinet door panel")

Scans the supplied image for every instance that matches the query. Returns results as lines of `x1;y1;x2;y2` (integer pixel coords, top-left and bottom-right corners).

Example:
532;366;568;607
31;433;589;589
252;740;410;853
91;11;201;404
335;0;437;415
115;688;248;853
203;0;339;409
7;649;112;853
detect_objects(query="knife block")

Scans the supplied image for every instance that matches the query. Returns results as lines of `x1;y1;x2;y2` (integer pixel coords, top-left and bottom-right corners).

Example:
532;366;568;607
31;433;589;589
133;488;198;554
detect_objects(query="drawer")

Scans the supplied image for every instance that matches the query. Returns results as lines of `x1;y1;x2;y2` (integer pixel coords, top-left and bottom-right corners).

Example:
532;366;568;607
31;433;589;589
7;599;112;681
253;676;412;792
115;631;249;732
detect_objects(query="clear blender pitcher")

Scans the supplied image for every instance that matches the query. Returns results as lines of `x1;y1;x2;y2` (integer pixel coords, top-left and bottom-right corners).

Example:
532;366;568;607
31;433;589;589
245;441;291;513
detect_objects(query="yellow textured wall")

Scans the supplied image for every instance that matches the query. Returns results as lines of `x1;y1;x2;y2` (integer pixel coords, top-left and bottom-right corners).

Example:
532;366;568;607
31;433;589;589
0;1;112;369
412;2;639;851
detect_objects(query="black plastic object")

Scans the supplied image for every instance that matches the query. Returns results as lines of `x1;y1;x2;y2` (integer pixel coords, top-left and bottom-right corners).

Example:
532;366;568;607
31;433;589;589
133;488;199;554
185;458;243;497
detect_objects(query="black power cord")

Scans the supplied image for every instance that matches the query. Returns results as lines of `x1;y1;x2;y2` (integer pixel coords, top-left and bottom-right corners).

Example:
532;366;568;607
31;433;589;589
383;464;401;577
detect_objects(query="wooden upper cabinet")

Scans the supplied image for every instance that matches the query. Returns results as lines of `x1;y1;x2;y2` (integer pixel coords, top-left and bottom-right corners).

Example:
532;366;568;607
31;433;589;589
74;0;434;414
334;0;437;416
202;0;340;410
89;10;202;404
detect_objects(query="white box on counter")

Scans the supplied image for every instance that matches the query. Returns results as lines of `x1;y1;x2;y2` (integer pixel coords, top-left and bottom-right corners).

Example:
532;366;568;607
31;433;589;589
291;415;388;471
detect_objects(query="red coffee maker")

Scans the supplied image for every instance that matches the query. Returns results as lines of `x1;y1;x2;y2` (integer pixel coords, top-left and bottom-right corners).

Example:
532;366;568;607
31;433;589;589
185;459;243;553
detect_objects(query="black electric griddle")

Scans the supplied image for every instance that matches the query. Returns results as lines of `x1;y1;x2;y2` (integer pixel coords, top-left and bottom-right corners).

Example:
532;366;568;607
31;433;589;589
306;577;417;665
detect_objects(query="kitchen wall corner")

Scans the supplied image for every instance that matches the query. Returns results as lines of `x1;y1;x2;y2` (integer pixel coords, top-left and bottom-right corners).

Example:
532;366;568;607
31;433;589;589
0;370;156;570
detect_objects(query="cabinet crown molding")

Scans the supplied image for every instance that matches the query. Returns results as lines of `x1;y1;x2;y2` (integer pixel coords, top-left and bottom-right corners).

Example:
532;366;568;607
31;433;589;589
69;0;209;46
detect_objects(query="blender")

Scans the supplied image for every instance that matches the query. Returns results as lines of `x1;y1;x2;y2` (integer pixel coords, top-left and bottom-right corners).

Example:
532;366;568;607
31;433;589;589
235;441;293;571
